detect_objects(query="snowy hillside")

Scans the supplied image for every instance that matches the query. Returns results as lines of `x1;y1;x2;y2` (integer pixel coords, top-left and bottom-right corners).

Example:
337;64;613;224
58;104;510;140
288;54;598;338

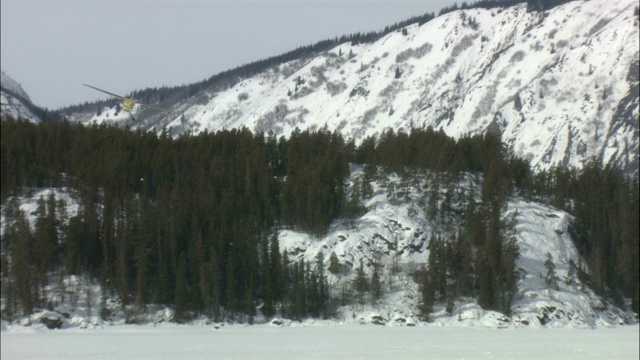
1;71;41;123
276;167;628;328
65;0;639;174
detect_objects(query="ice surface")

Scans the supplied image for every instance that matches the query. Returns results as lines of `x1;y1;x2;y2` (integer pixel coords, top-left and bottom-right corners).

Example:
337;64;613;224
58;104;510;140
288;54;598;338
1;323;638;360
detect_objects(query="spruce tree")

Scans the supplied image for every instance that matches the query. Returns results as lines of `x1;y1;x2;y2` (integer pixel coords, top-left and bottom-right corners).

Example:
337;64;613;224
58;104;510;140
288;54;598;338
174;253;189;322
33;194;57;297
417;267;434;321
354;260;369;305
315;252;328;317
371;266;382;302
544;252;560;290
261;237;275;318
11;210;34;315
328;251;341;274
565;259;576;287
269;234;283;303
292;261;306;320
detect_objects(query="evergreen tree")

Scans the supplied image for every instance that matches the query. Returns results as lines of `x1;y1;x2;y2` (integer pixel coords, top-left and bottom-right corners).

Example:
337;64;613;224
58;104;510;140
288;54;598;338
10;210;35;315
291;260;306;320
544;252;560;290
370;266;383;302
328;251;341;275
353;260;369;305
269;234;283;303
261;237;275;318
417;267;434;321
314;252;329;317
565;259;576;287
33;193;58;301
174;253;189;322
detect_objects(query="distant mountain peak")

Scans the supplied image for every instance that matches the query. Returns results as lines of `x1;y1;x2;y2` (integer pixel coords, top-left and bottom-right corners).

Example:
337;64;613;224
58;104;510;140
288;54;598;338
1;70;31;102
1;70;41;123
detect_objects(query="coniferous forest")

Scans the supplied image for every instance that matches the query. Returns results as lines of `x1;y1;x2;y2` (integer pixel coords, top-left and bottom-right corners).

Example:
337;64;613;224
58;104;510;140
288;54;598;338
1;117;638;323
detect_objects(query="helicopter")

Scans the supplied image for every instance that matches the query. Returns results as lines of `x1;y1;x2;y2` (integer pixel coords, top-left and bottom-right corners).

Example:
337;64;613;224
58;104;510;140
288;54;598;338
83;84;172;113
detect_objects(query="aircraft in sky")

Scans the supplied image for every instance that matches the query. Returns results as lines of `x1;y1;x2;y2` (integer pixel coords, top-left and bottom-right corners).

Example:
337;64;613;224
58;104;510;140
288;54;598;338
83;84;172;113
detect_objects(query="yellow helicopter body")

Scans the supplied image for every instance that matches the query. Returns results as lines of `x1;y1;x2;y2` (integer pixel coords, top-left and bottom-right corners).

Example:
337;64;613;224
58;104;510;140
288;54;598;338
84;84;172;113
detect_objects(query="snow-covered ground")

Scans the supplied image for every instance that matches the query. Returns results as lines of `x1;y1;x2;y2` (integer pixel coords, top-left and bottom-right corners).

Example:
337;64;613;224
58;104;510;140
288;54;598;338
0;187;79;234
1;323;638;360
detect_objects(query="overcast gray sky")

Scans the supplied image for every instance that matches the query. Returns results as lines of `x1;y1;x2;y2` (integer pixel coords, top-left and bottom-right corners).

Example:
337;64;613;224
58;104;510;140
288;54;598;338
1;0;460;109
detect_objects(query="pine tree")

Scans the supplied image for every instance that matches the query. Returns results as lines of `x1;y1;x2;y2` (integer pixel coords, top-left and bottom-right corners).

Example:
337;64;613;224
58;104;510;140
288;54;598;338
11;210;34;315
33;194;57;299
565;259;576;287
134;241;149;311
427;183;439;223
499;233;519;315
544;252;560;290
174;253;189;322
353;260;369;305
427;233;448;301
261;237;275;318
361;164;375;199
292;260;306;320
225;251;237;314
417;267;434;321
314;252;328;317
328;251;341;274
269;234;283;303
370;266;382;302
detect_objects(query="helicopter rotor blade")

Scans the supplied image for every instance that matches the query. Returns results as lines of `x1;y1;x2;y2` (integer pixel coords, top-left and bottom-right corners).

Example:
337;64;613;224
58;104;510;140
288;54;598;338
83;84;126;100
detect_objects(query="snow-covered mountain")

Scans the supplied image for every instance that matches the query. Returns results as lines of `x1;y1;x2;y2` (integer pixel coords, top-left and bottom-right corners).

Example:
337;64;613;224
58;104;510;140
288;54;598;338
63;0;639;175
1;71;41;123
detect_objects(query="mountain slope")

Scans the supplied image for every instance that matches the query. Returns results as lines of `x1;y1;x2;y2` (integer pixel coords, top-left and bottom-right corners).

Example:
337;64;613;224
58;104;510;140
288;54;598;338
1;71;41;123
63;0;639;174
276;168;628;328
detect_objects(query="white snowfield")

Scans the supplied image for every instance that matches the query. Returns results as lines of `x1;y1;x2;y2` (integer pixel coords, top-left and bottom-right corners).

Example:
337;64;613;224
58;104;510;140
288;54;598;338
1;323;638;360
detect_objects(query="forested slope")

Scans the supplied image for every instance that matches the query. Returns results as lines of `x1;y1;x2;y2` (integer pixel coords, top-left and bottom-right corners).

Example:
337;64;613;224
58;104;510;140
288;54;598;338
1;118;637;325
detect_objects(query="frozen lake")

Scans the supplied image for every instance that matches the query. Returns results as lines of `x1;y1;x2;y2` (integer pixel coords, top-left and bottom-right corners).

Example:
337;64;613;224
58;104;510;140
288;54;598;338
2;324;638;360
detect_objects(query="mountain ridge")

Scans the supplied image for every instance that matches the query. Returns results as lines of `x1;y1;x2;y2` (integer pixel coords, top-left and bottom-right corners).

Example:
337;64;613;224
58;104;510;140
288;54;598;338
1;71;42;123
55;0;639;175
